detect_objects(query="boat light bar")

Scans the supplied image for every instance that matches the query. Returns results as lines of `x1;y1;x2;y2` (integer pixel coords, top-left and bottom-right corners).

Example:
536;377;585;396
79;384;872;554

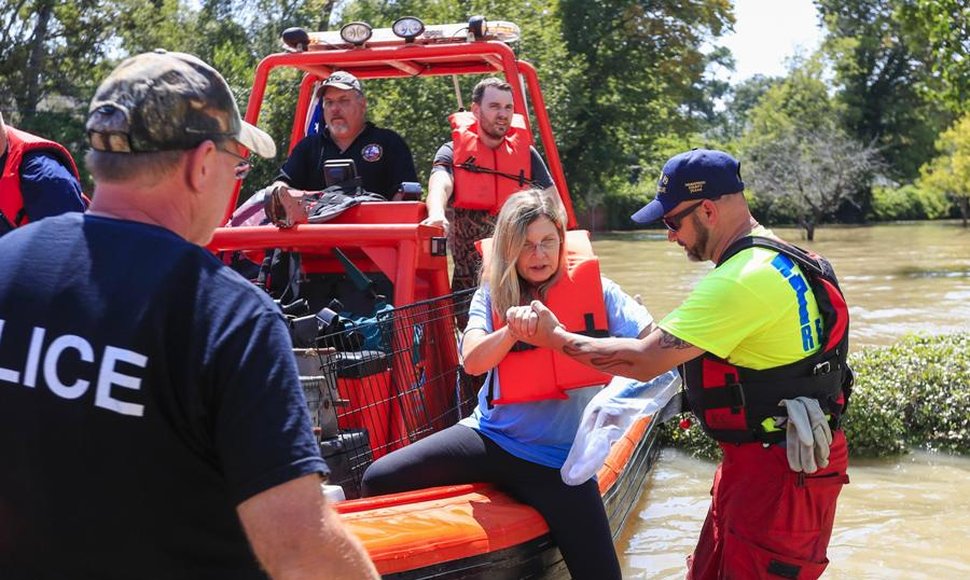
392;16;425;42
340;22;373;46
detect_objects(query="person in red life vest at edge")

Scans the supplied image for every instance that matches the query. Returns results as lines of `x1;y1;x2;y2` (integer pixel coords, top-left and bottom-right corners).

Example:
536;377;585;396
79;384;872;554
0;110;87;234
363;188;658;580
421;77;554;327
512;149;853;579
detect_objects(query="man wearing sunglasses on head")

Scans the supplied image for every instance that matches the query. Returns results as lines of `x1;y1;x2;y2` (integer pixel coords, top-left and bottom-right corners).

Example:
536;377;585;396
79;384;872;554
507;149;853;580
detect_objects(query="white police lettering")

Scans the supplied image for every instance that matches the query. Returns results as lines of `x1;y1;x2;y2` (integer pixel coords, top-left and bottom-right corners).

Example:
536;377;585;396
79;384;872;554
24;327;45;387
0;319;147;417
0;320;21;383
96;346;147;417
45;334;95;399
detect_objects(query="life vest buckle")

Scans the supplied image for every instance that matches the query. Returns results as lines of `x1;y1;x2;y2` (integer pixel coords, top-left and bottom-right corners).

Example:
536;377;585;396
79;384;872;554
725;374;745;411
813;360;831;375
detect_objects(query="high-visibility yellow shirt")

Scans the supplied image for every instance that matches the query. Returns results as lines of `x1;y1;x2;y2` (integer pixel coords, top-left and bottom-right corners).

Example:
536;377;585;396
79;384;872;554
659;227;822;370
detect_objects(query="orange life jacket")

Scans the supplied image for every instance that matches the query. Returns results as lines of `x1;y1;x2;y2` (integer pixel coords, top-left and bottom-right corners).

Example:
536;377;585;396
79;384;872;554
477;230;612;405
0;126;82;228
450;111;533;214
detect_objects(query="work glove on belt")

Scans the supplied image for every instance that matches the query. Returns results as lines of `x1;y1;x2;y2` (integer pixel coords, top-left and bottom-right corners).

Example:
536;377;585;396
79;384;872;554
778;397;832;474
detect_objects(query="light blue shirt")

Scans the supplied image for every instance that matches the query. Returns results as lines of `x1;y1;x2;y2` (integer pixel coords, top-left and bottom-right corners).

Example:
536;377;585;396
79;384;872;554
459;278;652;468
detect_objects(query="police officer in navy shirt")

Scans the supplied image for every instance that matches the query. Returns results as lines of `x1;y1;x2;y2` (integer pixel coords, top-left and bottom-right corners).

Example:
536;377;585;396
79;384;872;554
0;50;378;580
0;110;86;234
275;71;418;200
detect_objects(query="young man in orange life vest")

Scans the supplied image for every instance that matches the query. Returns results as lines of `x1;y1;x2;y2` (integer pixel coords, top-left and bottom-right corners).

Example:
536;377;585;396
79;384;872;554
509;149;853;579
0;110;86;235
421;78;554;313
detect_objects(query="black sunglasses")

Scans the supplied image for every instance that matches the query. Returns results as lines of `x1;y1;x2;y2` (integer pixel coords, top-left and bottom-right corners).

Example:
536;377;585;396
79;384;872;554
662;200;705;232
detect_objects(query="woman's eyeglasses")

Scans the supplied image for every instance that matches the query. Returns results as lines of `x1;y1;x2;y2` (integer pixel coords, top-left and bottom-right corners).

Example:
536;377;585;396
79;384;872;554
521;238;561;256
218;147;252;180
662;200;705;232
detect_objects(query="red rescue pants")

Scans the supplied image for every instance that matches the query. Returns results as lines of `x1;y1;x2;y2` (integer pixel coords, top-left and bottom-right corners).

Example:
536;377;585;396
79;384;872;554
687;430;849;580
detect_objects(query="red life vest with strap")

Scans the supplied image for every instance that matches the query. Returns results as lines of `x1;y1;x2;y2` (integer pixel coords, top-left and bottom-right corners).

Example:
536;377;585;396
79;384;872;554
477;230;612;405
0;126;83;229
450;111;533;214
681;236;853;444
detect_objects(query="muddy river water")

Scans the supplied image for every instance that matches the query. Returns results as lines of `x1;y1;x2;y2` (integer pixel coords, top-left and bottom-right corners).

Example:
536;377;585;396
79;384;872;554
590;221;970;578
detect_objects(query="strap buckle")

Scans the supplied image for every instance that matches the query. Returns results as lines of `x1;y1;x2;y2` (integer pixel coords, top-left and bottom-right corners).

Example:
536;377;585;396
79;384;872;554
726;374;745;411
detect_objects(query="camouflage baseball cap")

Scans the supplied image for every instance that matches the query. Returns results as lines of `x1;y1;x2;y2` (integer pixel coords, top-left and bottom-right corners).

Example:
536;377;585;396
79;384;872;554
86;49;276;158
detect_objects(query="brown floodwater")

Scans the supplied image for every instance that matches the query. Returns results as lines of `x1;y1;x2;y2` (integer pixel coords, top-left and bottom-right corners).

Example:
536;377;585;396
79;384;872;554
590;221;970;578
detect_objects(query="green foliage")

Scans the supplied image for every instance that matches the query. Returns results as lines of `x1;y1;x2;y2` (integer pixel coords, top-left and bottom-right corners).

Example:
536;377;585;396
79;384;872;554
659;416;721;461
555;0;734;208
662;333;970;459
578;179;651;232
897;0;970;116
870;184;950;221
743;58;842;145
817;0;953;181
919;112;970;224
844;333;970;456
0;0;119;188
713;74;782;142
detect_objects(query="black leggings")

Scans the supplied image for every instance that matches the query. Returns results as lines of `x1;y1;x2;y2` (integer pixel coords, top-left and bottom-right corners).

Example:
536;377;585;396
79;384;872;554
361;424;622;580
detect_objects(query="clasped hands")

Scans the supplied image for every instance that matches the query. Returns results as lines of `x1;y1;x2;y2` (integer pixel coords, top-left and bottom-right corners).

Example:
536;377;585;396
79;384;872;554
505;300;562;348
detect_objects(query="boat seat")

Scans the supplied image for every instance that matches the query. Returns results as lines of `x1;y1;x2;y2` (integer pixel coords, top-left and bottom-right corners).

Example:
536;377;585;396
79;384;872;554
335;483;550;575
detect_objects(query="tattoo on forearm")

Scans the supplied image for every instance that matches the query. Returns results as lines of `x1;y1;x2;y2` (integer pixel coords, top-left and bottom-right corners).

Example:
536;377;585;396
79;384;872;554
562;339;591;358
563;339;632;371
659;330;693;350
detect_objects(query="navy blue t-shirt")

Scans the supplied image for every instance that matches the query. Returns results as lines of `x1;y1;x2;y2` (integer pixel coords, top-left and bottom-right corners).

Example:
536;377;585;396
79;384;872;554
277;122;418;199
0;214;327;578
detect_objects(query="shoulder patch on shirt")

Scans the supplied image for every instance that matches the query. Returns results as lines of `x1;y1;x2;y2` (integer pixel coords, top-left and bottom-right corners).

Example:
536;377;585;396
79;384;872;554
361;143;383;162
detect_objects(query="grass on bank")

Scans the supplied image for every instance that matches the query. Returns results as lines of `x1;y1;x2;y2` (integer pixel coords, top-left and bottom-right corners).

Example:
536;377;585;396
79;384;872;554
661;333;970;460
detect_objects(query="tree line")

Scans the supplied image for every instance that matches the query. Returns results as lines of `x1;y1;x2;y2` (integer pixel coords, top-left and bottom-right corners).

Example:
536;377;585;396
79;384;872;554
2;0;968;238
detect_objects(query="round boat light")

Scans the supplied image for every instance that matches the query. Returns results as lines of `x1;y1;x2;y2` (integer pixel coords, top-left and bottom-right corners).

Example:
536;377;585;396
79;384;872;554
468;15;487;40
281;27;310;52
340;22;373;46
392;16;425;42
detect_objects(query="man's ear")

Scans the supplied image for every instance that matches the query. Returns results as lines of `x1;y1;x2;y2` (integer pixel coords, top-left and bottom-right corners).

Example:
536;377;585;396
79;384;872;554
471;101;481;119
185;140;217;193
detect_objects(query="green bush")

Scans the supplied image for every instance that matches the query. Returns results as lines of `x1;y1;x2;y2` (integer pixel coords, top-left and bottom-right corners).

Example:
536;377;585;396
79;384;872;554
871;184;924;221
845;333;970;455
661;333;970;459
870;183;951;221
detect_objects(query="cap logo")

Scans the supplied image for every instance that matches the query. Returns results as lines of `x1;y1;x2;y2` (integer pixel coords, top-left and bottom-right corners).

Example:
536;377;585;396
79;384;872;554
657;173;669;193
361;143;382;162
686;180;706;194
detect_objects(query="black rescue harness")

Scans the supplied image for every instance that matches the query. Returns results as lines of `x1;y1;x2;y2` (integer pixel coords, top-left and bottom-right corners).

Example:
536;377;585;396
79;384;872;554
681;236;854;444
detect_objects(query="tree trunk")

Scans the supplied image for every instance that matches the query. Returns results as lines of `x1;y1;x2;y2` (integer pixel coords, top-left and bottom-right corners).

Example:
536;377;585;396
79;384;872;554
23;0;53;122
959;196;969;228
805;221;816;242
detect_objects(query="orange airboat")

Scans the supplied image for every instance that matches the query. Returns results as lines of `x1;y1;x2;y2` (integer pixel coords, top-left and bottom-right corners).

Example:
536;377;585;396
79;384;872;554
207;16;675;578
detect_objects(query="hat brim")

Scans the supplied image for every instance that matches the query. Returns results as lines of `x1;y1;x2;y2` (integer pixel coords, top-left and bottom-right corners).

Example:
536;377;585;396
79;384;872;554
237;122;276;159
322;82;358;91
630;199;666;224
